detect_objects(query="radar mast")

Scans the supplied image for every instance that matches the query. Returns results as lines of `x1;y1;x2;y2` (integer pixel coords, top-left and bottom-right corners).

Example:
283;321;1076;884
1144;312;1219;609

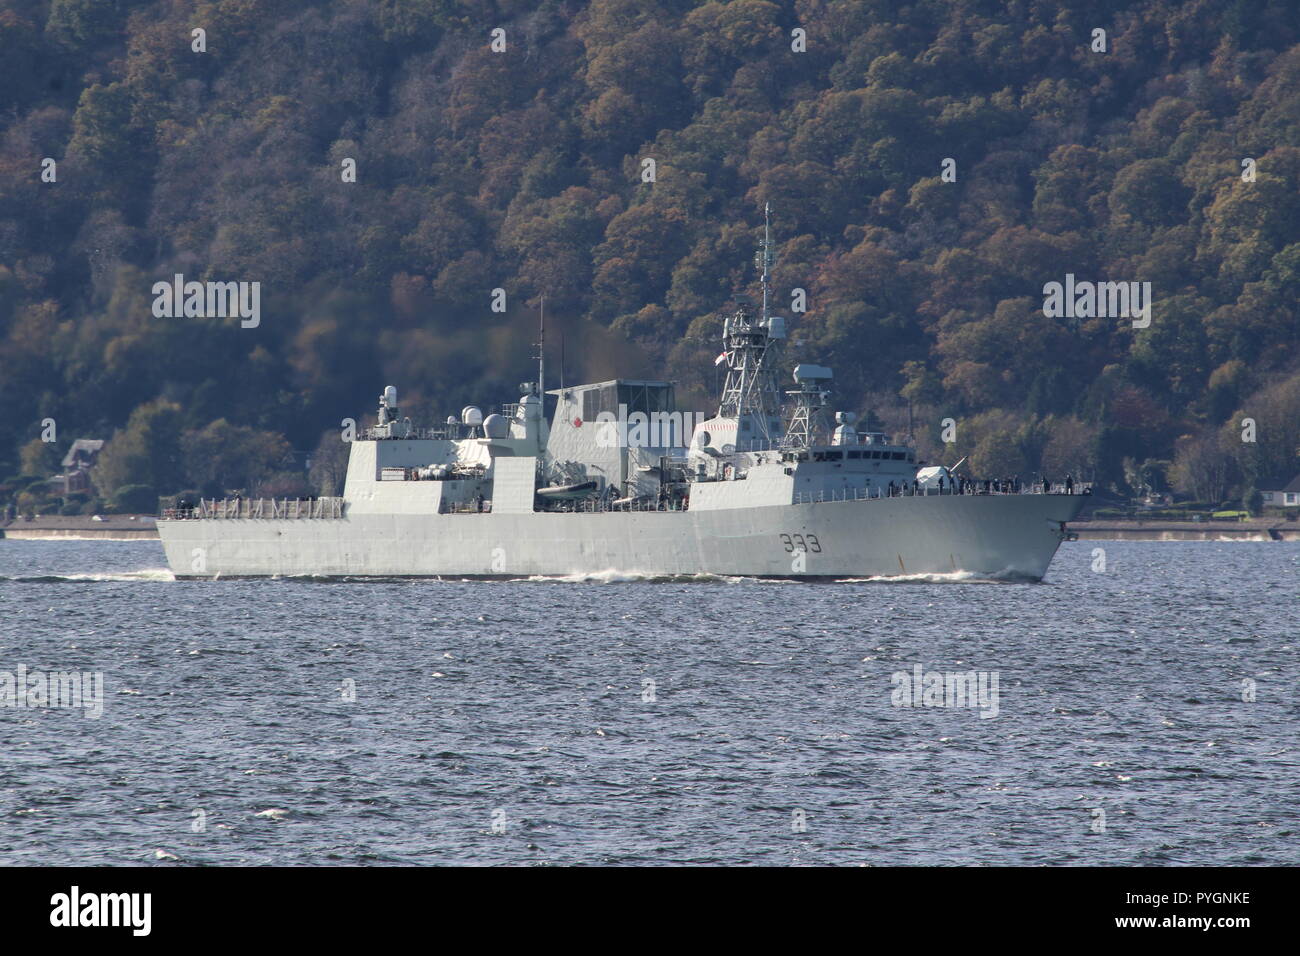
715;204;785;445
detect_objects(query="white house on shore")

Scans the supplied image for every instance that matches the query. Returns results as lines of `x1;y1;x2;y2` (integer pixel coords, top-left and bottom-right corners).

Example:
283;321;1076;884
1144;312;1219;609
1260;472;1300;509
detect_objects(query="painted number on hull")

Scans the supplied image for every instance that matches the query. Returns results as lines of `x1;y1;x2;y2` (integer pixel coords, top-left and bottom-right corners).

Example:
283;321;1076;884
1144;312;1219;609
779;533;821;553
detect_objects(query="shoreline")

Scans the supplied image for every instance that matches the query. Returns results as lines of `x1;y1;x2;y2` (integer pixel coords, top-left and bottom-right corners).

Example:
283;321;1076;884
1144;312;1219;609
1069;518;1300;541
1;516;159;540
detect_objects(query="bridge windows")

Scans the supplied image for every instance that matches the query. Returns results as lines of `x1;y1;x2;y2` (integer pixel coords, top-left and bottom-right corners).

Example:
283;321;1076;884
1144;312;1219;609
579;382;676;422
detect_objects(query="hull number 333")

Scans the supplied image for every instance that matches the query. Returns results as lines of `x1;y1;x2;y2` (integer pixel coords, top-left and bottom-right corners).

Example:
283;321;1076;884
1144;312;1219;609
779;533;821;553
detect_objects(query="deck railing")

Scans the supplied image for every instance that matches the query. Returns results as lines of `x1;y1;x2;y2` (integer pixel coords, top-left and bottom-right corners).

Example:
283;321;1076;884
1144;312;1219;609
162;497;346;520
363;425;463;441
792;482;1091;504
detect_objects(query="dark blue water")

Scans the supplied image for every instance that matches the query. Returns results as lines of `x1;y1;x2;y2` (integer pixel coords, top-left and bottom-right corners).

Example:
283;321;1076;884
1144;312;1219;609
1;538;1296;865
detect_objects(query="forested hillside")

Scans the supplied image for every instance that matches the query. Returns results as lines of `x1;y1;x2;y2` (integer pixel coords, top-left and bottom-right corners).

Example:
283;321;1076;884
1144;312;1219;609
2;0;1299;513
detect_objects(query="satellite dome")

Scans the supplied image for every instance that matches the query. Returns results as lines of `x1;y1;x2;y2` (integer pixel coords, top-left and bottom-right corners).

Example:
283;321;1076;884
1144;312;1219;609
482;413;510;439
461;405;484;426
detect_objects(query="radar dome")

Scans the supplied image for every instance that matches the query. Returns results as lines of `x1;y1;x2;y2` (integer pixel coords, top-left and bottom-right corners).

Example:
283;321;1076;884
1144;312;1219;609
482;413;510;439
461;405;484;426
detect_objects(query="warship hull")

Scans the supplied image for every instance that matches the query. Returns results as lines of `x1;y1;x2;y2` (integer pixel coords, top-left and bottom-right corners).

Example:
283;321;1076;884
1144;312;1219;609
158;493;1085;581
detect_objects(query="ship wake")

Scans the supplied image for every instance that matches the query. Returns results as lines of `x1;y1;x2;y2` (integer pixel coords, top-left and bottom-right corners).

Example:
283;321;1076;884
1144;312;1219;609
524;570;748;584
0;568;176;583
832;568;1043;584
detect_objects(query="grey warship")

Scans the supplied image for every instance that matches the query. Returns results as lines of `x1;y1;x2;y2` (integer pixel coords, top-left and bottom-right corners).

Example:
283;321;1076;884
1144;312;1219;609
158;210;1085;580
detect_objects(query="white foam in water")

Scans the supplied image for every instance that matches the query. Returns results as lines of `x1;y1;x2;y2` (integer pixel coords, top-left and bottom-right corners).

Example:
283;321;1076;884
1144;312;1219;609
835;570;998;583
2;569;176;583
525;569;746;584
6;535;153;542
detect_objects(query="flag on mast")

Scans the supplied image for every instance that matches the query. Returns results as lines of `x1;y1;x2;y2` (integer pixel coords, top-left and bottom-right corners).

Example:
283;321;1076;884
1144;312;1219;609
714;351;728;366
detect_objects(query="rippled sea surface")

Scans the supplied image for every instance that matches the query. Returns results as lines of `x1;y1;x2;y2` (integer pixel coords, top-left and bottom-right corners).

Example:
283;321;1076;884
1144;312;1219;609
1;538;1296;866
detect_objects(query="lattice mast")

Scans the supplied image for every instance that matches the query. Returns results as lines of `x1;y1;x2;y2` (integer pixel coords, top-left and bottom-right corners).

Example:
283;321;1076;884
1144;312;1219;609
716;204;785;443
784;367;832;448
